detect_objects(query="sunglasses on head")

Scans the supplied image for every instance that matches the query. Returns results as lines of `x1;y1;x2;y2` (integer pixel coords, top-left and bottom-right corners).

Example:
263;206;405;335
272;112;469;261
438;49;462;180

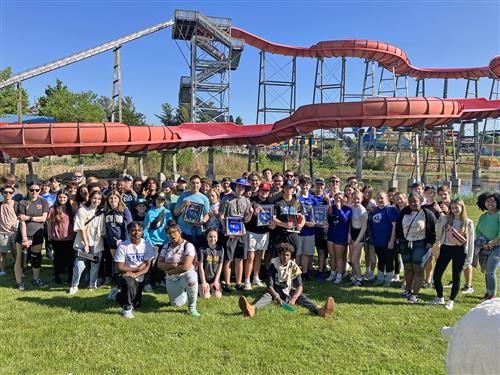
30;188;40;192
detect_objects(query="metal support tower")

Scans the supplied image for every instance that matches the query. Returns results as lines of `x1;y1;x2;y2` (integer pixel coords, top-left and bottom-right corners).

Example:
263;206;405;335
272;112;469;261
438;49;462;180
253;50;297;172
111;47;122;122
16;82;23;124
479;78;499;158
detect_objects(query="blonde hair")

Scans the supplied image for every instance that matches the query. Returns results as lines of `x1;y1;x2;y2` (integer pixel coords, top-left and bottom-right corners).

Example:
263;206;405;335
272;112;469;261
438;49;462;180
448;199;468;233
394;192;408;207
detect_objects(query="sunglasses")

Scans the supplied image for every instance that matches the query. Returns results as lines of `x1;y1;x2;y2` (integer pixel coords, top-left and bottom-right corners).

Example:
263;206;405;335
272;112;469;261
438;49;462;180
330;180;340;183
3;191;14;195
285;175;294;178
30;189;40;192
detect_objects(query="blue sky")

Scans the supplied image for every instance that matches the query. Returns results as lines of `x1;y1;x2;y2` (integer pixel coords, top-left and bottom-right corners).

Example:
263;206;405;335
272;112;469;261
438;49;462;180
1;0;498;125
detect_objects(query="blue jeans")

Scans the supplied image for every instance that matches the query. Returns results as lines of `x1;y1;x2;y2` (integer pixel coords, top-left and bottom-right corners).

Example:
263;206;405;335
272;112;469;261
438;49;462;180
485;245;500;297
71;251;103;288
165;269;198;311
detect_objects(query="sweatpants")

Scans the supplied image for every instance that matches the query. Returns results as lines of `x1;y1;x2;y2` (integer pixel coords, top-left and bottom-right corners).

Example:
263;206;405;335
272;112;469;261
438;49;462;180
116;275;145;310
433;244;466;300
254;287;318;314
52;240;75;282
374;245;396;273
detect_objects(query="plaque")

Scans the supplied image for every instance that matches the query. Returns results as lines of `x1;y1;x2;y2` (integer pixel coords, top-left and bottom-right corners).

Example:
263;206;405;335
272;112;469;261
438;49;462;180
226;217;244;236
76;249;99;263
257;205;273;226
311;205;328;226
183;202;204;224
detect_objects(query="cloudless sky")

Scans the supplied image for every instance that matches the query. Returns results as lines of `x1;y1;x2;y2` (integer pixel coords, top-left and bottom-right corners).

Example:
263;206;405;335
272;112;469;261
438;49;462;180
0;0;498;124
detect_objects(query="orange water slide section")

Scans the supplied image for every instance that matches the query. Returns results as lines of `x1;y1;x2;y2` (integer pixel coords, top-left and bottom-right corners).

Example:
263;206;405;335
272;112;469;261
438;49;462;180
1;97;499;160
231;28;500;79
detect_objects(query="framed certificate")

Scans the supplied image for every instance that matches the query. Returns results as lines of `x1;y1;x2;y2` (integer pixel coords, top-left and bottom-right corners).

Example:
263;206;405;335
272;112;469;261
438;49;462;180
226;217;244;236
257;205;273;226
184;202;204;224
311;205;328;226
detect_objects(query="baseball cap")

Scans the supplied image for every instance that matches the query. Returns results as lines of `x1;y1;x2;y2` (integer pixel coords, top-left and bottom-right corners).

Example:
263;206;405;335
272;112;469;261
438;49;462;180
283;179;294;188
122;174;133;182
157;192;167;200
235;177;250;186
424;185;437;192
221;177;231;183
259;182;271;191
135;198;148;206
162;180;174;188
315;177;325;185
177;176;187;183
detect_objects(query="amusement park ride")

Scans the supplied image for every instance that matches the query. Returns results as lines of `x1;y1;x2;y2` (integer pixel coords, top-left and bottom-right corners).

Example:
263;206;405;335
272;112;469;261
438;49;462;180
0;10;499;190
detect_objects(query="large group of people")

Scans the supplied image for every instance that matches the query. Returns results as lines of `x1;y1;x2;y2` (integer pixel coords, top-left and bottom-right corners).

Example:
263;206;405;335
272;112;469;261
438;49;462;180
0;169;498;319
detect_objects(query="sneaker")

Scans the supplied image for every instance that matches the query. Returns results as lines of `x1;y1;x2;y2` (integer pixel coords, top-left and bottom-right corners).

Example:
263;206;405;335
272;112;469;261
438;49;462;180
239;295;256;317
68;286;78;295
104;277;113;285
244;282;252;291
252;278;265;287
401;289;411;298
96;278;105;286
443;280;453;289
461;285;474;294
0;271;7;276
364;271;375;281
407;294;419;304
158;280;166;288
303;272;311;281
334;274;342;284
316;271;325;282
143;284;153;293
108;287;119;300
428;297;445;305
121;308;134;319
485;295;496;300
235;284;244;291
444;300;454;310
16;282;25;291
189;309;201;318
88;286;97;291
222;283;233;293
326;272;337;282
32;279;45;287
393;274;400;282
317;296;335;319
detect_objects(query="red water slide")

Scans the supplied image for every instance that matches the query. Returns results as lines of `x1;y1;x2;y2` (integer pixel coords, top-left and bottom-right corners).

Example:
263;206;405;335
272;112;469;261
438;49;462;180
231;28;500;79
1;97;499;160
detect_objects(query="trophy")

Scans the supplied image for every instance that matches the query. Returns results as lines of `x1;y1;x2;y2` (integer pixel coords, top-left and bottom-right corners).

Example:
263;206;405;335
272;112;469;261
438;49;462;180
257;205;273;226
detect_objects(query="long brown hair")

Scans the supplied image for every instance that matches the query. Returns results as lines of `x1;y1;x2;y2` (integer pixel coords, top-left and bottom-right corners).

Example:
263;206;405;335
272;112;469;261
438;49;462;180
54;191;74;224
447;199;468;233
105;191;126;213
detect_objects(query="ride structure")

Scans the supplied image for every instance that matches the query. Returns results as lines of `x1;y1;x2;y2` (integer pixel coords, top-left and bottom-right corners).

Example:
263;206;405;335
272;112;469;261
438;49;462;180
0;9;499;189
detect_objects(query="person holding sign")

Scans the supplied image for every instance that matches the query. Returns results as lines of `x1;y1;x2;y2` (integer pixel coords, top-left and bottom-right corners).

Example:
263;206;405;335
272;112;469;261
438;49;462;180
238;242;335;319
174;175;210;250
244;182;274;290
219;178;254;292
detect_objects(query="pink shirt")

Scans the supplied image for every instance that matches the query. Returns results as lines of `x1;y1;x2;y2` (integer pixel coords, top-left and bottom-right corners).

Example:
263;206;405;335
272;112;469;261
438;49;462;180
0;202;18;235
48;205;77;241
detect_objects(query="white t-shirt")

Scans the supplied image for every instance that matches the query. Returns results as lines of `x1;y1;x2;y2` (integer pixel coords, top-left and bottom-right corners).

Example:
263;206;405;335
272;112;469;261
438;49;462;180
114;239;155;282
402;210;426;241
159;240;196;278
73;206;105;252
351;205;368;229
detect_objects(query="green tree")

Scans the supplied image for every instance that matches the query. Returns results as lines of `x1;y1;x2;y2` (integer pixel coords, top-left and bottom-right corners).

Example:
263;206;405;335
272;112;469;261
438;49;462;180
0;67;29;117
121;96;147;125
156;102;177;125
38;79;104;122
175;103;191;124
235;116;243;125
97;96;112;121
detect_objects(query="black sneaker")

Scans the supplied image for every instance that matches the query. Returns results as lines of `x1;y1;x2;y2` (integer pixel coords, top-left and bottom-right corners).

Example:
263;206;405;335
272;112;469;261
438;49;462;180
235;284;244;291
16;282;25;291
32;279;46;287
222;284;233;293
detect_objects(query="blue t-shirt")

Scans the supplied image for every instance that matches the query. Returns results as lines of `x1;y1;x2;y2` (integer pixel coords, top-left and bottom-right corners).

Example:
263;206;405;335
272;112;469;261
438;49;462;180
143;206;172;246
298;192;316;237
370;205;398;247
327;205;352;244
175;191;210;236
41;192;57;207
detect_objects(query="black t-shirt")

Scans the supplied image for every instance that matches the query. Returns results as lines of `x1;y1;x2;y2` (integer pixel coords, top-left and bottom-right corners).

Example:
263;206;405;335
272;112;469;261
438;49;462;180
423;202;442;220
267;262;303;290
16;197;49;236
199;244;224;282
246;196;272;234
274;196;303;233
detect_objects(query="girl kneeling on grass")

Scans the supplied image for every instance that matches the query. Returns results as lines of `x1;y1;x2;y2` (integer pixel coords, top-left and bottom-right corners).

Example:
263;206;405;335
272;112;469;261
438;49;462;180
239;242;335;319
157;221;201;317
198;228;224;299
430;199;474;310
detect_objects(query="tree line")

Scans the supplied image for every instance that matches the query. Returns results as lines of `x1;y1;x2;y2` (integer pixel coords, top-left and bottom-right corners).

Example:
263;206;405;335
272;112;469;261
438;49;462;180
0;67;243;126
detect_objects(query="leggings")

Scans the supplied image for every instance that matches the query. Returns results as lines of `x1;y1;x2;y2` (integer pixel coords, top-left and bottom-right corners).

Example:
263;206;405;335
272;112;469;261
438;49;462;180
374;245;396;273
433;244;466;300
52;240;75;281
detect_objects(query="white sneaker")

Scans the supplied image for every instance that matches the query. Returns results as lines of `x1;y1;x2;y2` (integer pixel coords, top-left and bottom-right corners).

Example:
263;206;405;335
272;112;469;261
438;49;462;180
428;297;445;305
143;284;153;293
252;278;265;287
108;287;119;300
0;271;7;276
326;272;337;282
334;274;342;284
407;294;419;304
68;286;78;295
393;274;400;282
244;282;252;291
444;300;454;310
121;308;134;319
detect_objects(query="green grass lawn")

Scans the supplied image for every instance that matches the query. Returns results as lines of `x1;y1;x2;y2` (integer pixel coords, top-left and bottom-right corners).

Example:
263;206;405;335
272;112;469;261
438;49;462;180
0;205;495;374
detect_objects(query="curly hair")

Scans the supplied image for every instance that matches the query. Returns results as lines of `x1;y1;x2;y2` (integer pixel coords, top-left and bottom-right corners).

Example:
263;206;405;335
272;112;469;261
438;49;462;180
277;242;295;254
477;192;500;211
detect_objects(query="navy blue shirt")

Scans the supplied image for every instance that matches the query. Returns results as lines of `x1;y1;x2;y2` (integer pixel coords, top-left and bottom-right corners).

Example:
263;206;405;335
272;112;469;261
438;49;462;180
370;205;398;247
327;205;352;244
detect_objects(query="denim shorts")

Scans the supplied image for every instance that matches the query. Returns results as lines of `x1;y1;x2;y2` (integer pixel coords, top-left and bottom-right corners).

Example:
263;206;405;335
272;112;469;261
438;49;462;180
401;239;428;265
0;233;16;253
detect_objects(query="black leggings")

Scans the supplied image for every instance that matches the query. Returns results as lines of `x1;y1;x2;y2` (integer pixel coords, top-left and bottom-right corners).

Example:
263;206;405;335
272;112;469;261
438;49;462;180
433;244;466;300
52;240;75;281
374;245;396;273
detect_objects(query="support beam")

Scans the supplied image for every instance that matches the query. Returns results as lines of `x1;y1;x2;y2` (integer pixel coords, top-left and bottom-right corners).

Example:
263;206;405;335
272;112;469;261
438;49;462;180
308;134;314;179
254;146;260;172
17;82;23;124
123;155;129;175
207;147;215;180
355;129;365;180
472;121;481;187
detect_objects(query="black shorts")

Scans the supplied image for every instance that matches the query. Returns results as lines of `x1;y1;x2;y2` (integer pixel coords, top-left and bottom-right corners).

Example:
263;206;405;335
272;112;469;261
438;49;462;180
16;228;44;247
269;231;301;258
350;227;364;243
225;236;248;262
315;232;326;251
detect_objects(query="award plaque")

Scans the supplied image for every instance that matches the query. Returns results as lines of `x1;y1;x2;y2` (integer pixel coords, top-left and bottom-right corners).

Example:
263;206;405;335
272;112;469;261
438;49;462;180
311;205;328;226
286;213;302;233
226;217;244;236
257;205;273;226
183;202;204;224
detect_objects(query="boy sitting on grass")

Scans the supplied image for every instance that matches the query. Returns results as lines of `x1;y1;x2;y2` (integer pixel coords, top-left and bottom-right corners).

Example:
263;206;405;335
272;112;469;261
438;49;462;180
239;242;335;319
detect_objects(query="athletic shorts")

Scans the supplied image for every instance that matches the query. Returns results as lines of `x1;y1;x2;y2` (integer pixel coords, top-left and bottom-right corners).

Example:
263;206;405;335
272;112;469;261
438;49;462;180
225;236;248;262
247;231;270;252
297;235;315;257
0;233;16;253
315;232;326;250
16;228;44;247
350;227;364;243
